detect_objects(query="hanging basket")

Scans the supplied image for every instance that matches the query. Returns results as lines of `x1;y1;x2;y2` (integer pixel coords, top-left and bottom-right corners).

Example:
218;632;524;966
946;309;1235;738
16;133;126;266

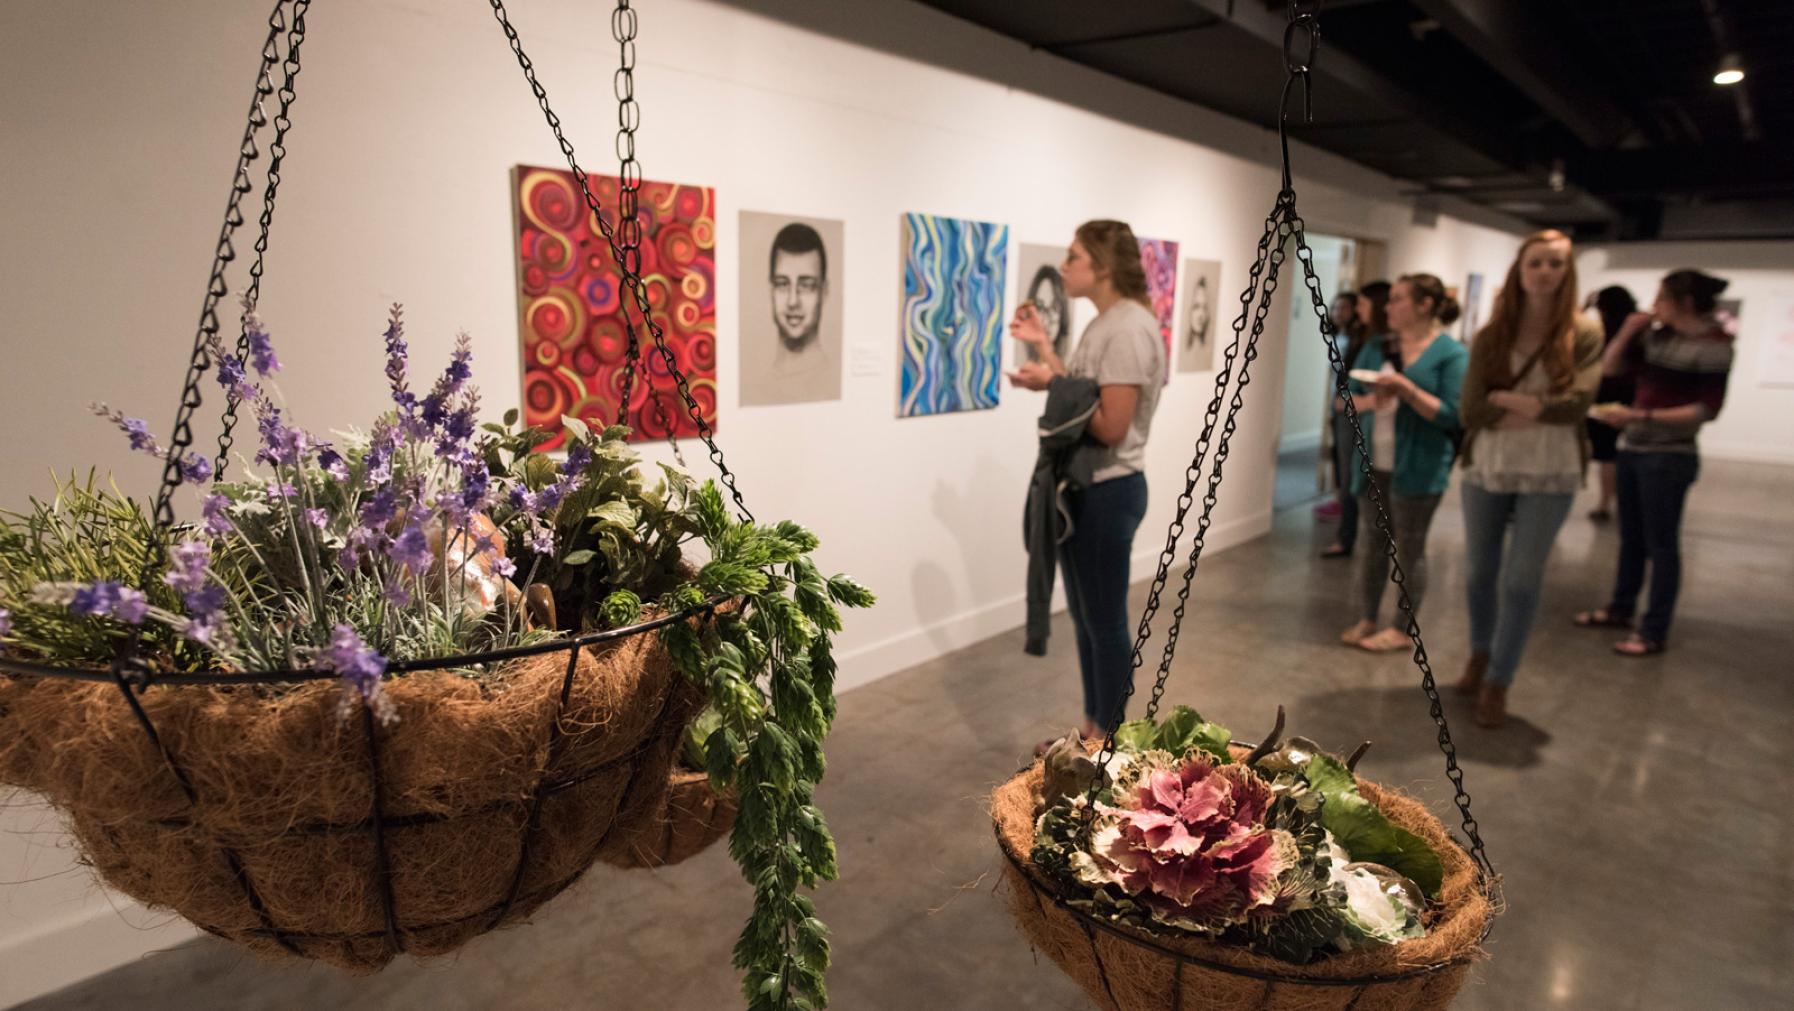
598;766;738;870
991;759;1492;1011
0;607;714;973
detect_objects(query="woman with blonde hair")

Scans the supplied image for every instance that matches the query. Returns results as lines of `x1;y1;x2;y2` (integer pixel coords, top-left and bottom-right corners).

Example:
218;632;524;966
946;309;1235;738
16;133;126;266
1009;220;1166;746
1454;230;1604;727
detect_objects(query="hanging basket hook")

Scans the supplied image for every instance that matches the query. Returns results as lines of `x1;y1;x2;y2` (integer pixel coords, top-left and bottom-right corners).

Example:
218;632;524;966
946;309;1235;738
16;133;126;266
1276;3;1321;193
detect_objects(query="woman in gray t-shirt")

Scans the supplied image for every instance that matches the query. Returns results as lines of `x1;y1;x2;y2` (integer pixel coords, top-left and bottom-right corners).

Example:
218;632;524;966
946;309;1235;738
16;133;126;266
1009;220;1166;748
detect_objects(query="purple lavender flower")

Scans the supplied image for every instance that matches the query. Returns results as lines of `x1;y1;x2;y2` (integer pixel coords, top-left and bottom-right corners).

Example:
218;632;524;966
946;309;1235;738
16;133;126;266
365;421;398;485
383;582;413;607
305;508;329;529
165;540;211;593
184;583;228;618
319;624;393;724
112;587;149;625
205;330;260;403
201;494;235;536
69;581;122;617
263;482;299;502
527;526;555;556
492;556;517;579
383;305;418;419
459;466;490;516
245;314;281;377
508;487;539;515
90;403;165;459
255;402;306;467
179;453;213;485
318;446;350;482
562;442;594;476
388;521;432;573
67;581;148;624
0;607;13;637
183;610;231;647
338;543;363;572
359;487;398;528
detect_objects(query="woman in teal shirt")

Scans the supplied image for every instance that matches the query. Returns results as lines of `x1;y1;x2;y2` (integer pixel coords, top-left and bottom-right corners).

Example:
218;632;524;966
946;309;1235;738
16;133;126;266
1340;273;1469;652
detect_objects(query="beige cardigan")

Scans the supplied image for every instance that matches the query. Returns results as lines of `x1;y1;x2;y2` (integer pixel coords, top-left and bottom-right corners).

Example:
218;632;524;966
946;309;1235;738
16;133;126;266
1458;317;1605;473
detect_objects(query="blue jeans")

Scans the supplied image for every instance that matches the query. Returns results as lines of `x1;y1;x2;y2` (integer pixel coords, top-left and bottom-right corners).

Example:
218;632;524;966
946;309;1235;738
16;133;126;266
1607;450;1700;643
1059;472;1148;728
1461;482;1574;686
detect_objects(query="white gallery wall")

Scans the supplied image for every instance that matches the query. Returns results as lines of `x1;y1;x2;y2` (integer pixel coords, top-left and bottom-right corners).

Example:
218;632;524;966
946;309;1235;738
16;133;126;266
1580;242;1794;466
0;0;1527;1000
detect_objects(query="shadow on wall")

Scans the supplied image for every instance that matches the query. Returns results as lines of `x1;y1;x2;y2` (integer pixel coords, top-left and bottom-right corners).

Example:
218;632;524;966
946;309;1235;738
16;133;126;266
911;454;1022;654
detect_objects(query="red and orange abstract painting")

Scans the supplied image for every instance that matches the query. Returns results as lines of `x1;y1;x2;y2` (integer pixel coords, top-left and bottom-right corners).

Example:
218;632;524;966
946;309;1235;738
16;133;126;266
512;165;717;450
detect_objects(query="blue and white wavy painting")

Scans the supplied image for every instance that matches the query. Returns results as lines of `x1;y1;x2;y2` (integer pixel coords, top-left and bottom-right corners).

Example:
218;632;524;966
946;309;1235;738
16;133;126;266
899;212;1008;417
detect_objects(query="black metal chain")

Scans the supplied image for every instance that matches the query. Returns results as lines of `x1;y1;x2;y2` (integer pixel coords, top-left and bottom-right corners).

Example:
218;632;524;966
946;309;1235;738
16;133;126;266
1295;215;1491;879
612;0;643;429
1084;0;1494;886
606;0;686;467
1086;196;1291;775
216;0;310;479
489;0;746;519
128;0;293;615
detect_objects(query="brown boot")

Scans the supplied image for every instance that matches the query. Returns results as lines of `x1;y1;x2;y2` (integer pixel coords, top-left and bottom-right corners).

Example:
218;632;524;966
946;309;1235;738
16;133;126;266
1475;682;1507;728
1455;653;1489;696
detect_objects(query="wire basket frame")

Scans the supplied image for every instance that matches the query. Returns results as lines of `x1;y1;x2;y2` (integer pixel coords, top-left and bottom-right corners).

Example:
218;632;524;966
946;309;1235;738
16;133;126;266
0;0;744;967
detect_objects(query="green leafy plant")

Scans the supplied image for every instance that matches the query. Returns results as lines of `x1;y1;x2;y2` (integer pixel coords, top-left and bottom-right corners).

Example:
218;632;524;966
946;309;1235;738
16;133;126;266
0;471;201;669
655;482;873;1011
1033;707;1438;965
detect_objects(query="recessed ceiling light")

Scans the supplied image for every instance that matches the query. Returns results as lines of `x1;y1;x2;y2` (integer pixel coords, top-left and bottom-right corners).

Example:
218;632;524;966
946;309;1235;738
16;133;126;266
1714;53;1745;86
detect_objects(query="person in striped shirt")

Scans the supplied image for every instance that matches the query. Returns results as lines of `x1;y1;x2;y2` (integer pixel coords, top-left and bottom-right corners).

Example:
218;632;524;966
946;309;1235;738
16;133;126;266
1574;269;1735;656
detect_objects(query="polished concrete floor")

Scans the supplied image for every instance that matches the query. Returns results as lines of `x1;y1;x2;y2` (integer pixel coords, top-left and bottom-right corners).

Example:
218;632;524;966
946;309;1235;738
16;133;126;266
16;459;1794;1010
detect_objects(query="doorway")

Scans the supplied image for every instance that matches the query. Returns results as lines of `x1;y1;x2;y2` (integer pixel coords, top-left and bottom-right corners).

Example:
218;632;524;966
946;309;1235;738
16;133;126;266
1273;233;1357;511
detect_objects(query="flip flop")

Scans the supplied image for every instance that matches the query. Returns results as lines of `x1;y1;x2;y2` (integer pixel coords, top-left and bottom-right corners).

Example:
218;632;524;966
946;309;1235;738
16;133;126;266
1357;628;1410;652
1572;609;1631;629
1613;635;1664;657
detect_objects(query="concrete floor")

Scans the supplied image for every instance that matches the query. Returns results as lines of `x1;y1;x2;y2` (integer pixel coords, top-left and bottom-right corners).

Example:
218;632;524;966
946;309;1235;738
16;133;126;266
15;459;1794;1010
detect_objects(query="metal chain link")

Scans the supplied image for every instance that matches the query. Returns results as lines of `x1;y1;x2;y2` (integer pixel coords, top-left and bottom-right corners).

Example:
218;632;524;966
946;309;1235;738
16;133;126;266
612;0;642;429
1291;214;1492;879
1086;196;1291;779
141;0;289;555
606;0;686;467
489;0;745;518
1084;0;1494;888
216;0;310;479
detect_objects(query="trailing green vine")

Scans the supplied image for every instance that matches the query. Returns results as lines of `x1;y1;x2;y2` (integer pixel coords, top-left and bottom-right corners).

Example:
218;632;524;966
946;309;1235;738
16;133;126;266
658;483;872;1010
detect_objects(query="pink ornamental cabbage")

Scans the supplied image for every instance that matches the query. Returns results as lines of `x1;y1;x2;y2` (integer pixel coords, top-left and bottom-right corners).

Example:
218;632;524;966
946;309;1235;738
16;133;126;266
1084;754;1294;929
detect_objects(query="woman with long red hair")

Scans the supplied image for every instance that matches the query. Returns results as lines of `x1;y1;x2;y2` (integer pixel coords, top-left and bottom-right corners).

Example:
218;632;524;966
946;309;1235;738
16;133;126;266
1453;230;1604;727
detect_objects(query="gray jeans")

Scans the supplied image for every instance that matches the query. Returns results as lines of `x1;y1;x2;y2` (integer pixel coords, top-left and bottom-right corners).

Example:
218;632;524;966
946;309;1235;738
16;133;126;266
1358;470;1443;625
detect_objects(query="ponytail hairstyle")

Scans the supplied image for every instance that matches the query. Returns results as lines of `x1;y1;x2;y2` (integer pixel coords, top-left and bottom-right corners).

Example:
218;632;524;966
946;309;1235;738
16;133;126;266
1660;268;1730;315
1074;219;1152;309
1397;272;1461;326
1479;229;1579;391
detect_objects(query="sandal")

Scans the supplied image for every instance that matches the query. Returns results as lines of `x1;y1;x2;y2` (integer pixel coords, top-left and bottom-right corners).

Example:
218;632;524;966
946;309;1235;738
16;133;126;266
1357;628;1410;653
1572;609;1631;629
1613;635;1664;657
